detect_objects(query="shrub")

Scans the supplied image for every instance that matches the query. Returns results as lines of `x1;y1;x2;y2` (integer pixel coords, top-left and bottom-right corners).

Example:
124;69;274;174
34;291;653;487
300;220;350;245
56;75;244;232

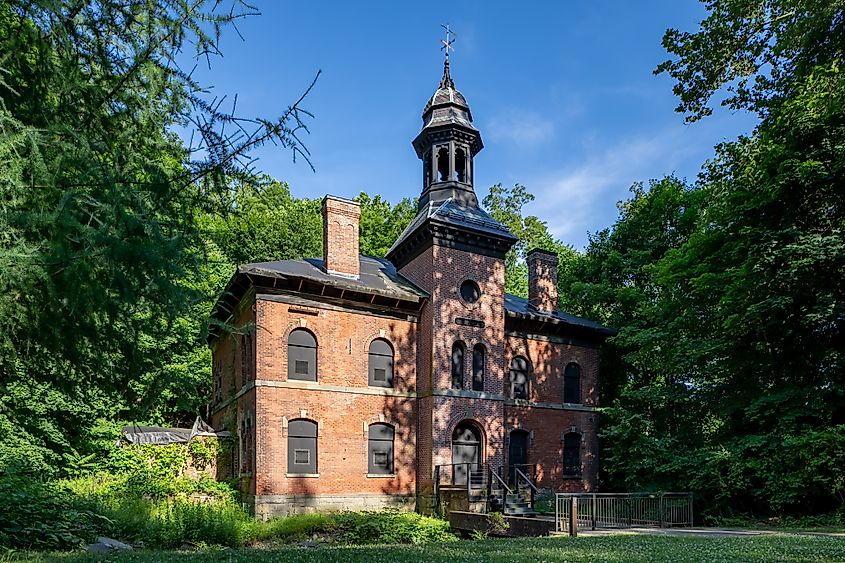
0;477;101;550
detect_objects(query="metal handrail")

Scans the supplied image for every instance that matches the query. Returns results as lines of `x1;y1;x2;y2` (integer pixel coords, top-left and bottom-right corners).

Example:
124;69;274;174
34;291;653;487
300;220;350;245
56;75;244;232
514;466;538;510
513;467;539;493
490;467;513;494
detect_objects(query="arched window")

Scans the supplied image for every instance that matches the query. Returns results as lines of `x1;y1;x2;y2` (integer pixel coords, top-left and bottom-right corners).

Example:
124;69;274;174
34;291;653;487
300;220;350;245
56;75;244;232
563;363;581;404
368;423;394;474
437;147;449;181
472;344;485;391
240;332;254;386
455;147;467;182
288;419;317;475
563;433;581;477
368;338;394;388
451;342;465;389
288;329;317;382
240;411;253;474
508;356;530;400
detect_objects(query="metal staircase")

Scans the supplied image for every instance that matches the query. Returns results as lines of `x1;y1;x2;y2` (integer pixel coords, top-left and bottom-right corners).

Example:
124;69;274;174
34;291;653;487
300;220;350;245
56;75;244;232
434;463;539;517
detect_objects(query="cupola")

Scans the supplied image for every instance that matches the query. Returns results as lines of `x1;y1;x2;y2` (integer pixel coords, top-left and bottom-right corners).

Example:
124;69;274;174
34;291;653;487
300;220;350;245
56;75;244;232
412;58;484;210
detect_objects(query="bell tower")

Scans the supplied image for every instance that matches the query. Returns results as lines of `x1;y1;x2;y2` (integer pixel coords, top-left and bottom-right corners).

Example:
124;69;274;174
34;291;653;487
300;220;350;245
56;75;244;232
413;57;483;210
386;30;517;513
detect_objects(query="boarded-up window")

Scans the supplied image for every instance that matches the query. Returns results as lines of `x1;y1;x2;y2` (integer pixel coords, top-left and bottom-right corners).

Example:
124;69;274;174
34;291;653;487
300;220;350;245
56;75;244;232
288;419;317;474
563;433;581;476
368;423;394;474
288;329;317;382
563;363;581;404
368;339;394;388
451;342;465;389
509;356;530;400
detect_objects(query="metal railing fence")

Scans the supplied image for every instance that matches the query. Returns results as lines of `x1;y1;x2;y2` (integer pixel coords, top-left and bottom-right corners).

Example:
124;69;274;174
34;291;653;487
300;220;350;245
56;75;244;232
555;492;693;533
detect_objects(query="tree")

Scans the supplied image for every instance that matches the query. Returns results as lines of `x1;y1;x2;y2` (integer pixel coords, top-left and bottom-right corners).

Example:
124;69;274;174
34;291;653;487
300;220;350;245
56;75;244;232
0;1;317;476
657;0;845;121
483;183;576;299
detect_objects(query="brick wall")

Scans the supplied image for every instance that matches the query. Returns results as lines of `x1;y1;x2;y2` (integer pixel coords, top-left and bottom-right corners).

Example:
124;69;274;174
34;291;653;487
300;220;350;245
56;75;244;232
250;296;418;513
504;335;599;406
503;333;600;491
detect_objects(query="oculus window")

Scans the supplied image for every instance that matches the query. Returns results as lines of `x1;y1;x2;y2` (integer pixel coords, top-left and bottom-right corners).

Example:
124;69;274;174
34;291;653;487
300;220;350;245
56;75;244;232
460;280;480;303
508;356;530;400
288;419;317;474
368;338;394;388
288;329;317;382
368;423;394;474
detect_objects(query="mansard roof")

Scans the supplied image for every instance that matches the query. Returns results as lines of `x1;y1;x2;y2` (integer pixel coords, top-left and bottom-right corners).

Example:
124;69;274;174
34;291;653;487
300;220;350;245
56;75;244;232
386;198;517;267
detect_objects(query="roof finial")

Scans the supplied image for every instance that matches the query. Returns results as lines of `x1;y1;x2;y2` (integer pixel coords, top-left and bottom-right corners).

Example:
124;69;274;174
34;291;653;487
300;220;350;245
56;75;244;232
440;23;456;88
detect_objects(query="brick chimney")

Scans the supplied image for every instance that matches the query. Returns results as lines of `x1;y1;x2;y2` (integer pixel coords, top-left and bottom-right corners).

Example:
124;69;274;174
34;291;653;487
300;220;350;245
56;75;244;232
322;195;361;278
527;248;559;312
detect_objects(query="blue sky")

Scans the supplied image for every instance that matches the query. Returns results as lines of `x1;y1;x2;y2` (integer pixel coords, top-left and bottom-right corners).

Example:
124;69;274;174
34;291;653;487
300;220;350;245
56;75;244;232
192;1;757;249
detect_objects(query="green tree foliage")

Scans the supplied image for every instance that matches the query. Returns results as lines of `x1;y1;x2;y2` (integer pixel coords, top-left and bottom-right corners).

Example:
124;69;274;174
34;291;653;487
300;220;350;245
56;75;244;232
657;0;845;121
581;1;845;519
356;193;416;258
483;183;577;299
0;1;316;476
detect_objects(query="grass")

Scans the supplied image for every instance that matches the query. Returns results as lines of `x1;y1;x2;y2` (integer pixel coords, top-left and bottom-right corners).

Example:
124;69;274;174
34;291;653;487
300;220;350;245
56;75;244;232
15;533;845;562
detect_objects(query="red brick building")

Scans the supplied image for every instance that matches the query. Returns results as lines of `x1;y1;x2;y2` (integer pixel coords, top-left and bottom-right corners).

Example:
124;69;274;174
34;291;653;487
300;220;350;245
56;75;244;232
208;60;614;518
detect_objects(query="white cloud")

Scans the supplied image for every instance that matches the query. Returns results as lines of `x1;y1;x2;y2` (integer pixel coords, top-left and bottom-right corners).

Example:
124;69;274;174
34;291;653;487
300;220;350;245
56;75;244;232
485;109;556;147
526;128;693;247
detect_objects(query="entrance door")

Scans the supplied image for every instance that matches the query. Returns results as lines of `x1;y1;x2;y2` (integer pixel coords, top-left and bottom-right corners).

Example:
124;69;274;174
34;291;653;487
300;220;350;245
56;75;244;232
508;429;529;484
452;422;481;485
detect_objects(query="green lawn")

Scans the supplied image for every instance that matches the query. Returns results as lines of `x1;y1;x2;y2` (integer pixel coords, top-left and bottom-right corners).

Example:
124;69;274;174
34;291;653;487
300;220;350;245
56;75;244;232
19;534;845;563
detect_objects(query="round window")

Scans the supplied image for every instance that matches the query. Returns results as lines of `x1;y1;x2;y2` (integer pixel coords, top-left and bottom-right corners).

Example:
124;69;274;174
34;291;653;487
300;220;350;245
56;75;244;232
460;280;481;303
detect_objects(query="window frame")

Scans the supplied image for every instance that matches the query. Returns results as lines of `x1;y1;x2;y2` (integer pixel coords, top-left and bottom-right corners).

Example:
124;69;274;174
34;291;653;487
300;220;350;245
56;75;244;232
562;432;582;477
367;423;395;475
563;362;581;404
451;341;466;389
288;329;317;382
508;356;530;400
368;338;394;388
472;344;485;392
287;419;318;475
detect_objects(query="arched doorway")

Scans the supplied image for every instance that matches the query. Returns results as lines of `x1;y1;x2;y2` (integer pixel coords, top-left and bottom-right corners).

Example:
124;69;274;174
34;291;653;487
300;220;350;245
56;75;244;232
452;421;482;485
508;429;530;484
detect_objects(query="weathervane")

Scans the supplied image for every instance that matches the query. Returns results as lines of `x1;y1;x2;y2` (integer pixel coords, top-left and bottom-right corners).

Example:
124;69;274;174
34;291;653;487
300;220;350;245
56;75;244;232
441;24;456;59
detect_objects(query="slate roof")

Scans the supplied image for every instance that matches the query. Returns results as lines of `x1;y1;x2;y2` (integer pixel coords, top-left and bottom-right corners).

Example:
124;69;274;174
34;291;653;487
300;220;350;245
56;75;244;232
237;256;427;302
387;198;517;257
504;293;617;337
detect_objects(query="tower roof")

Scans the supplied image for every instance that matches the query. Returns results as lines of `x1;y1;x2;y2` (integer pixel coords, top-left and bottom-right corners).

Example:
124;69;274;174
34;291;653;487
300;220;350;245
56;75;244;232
422;60;471;116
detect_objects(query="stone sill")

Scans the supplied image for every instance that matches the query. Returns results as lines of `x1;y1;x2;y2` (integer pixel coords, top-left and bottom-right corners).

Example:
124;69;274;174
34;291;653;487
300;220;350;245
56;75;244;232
561;475;583;480
286;473;320;478
366;473;396;479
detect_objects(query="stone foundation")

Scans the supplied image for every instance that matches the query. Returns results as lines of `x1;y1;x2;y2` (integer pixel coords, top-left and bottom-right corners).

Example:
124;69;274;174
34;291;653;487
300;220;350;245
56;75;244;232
250;493;415;519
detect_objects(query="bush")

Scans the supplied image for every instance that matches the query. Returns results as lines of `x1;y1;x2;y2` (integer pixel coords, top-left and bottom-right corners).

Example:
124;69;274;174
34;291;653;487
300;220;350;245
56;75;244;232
0;477;101;550
244;510;456;546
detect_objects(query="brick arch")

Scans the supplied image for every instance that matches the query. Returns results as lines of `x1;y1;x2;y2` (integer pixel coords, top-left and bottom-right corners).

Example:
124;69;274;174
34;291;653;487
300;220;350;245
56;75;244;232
362;413;400;430
282;323;321;344
362;331;393;352
280;415;323;437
